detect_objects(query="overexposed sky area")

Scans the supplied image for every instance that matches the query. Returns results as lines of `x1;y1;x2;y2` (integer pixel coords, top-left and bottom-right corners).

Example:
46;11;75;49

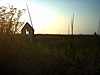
0;0;100;34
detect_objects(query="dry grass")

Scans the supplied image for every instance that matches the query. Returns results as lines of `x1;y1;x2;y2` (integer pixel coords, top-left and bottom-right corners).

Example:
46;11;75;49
0;34;100;75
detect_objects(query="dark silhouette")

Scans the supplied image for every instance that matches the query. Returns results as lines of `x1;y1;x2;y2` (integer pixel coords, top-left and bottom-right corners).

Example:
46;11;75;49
0;5;25;34
71;13;74;35
21;22;34;40
98;19;100;35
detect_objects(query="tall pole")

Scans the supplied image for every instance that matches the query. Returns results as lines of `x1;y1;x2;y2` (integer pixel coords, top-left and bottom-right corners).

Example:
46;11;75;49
71;13;74;35
26;3;33;28
98;19;100;35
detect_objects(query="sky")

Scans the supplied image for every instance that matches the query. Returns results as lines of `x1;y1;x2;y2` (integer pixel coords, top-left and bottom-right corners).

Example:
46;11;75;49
0;0;100;34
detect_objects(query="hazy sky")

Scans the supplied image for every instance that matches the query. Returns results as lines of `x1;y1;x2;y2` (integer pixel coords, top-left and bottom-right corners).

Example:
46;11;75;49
0;0;100;34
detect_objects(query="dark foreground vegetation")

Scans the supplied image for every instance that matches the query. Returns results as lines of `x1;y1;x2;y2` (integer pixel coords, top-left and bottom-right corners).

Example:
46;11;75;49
0;34;100;75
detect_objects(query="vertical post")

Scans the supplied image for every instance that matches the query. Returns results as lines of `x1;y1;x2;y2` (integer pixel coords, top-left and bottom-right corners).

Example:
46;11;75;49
70;14;75;62
98;19;100;35
71;13;74;35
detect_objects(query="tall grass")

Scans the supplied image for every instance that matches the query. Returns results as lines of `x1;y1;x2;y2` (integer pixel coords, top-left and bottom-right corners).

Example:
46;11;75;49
0;34;100;74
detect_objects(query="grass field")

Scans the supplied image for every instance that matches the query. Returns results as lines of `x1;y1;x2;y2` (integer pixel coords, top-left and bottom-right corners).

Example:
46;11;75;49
0;34;100;75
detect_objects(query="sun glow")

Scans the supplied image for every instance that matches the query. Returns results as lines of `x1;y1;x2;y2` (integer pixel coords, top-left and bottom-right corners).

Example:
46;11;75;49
28;4;55;31
22;3;66;34
0;0;68;34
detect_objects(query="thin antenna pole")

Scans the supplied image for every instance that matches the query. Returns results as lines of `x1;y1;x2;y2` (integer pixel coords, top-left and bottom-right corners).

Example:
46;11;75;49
71;13;74;35
26;3;33;27
98;19;100;35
